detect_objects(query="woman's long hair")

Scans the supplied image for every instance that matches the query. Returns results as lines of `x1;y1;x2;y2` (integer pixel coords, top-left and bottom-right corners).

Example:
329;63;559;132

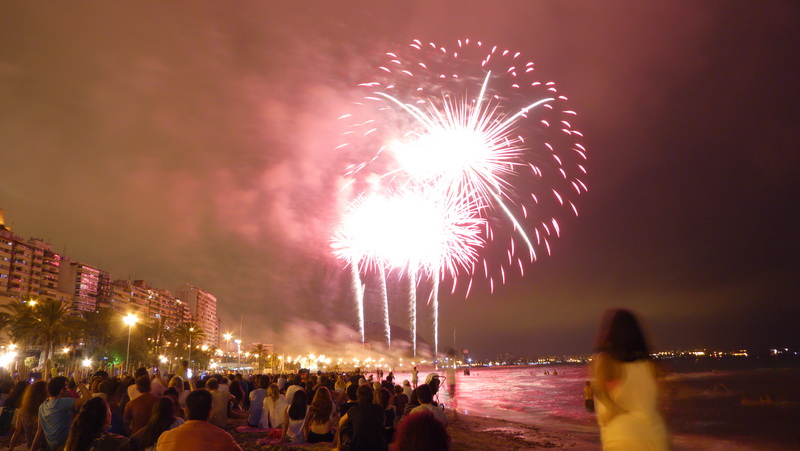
594;309;651;362
65;397;109;451
287;389;307;421
19;380;47;423
307;386;332;424
5;380;29;410
229;379;244;406
267;383;280;401
137;397;177;449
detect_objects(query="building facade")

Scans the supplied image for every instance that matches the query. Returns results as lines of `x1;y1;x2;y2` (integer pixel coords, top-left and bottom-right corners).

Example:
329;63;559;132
174;282;220;347
1;210;222;346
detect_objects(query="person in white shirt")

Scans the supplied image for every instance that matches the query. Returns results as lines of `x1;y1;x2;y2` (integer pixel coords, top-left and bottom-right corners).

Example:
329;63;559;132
247;377;269;427
260;383;288;429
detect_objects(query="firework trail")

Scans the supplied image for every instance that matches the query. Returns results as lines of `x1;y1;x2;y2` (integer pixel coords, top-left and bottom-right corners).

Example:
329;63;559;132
350;262;365;343
379;265;390;350
408;269;417;357
334;38;586;356
430;265;440;361
332;187;485;355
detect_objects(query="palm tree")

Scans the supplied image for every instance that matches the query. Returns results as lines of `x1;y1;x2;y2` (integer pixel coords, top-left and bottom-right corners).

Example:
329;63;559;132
171;322;206;362
82;308;117;355
250;344;269;373
0;296;40;377
267;353;281;374
13;298;82;380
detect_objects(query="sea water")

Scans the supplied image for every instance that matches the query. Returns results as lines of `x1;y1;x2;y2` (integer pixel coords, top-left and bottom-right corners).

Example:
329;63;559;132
393;358;800;450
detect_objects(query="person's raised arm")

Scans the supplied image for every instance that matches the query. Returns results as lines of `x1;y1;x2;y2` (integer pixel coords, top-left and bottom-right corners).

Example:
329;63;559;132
73;370;92;409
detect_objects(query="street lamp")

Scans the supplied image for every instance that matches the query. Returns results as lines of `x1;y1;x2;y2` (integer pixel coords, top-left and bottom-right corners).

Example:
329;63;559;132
223;333;232;368
188;327;195;371
234;339;241;370
123;313;138;376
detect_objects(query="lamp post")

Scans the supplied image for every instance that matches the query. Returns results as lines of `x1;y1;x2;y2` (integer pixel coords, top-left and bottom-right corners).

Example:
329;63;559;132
223;333;232;368
234;339;241;371
188;327;195;375
123;313;138;376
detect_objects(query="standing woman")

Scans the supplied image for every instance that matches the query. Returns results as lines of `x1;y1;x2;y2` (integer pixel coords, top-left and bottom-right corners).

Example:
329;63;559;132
592;309;670;450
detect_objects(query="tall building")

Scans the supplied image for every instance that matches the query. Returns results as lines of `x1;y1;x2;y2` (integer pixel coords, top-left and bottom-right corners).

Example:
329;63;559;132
57;259;100;313
30;239;63;301
0;216;64;302
0;210;221;344
174;283;220;347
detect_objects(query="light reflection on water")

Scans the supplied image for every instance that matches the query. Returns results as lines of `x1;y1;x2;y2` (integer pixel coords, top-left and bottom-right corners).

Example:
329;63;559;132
393;364;596;430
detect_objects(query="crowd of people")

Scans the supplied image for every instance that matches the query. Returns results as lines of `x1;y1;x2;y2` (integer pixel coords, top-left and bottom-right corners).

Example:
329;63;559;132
0;308;671;450
0;362;452;450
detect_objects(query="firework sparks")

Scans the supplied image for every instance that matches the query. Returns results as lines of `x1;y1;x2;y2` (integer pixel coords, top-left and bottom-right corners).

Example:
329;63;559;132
333;39;587;358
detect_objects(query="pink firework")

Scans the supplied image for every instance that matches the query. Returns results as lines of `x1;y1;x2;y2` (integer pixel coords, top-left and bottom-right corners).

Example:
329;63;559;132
337;38;587;292
331;186;485;277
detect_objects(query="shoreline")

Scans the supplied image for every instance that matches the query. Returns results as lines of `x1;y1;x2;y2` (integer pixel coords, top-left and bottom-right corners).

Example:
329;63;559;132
226;409;602;450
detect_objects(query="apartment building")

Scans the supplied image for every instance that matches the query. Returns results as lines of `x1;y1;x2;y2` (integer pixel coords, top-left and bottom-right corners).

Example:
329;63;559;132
57;258;101;313
174;282;220;347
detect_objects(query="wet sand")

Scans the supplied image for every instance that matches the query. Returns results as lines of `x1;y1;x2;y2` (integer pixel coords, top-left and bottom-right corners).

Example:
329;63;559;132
225;410;600;450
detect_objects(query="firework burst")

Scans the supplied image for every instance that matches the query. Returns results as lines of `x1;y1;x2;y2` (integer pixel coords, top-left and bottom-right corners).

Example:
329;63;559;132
333;38;587;356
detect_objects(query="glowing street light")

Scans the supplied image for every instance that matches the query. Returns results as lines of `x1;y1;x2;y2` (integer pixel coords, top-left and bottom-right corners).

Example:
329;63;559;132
123;313;138;375
223;332;232;367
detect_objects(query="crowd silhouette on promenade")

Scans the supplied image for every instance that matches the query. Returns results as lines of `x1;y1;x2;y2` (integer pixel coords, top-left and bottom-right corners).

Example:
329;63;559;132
0;362;452;450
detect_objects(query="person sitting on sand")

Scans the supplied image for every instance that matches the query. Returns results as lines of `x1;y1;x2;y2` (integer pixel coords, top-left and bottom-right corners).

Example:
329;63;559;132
64;397;130;451
156;389;241;451
207;378;235;429
402;380;413;399
410;384;447;427
393;409;451;451
336;384;386;451
393;384;409;422
304;386;334;443
131;396;184;451
280;388;307;444
339;383;359;417
247;376;269;427
259;383;287;429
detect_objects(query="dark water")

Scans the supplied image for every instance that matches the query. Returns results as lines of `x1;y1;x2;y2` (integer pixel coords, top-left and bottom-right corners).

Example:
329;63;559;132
395;358;800;449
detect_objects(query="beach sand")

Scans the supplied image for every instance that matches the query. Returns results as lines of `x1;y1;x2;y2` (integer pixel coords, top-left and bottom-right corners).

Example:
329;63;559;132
0;409;777;450
226;410;601;450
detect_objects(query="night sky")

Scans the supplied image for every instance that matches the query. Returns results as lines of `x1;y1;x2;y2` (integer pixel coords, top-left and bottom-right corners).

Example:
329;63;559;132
2;1;798;359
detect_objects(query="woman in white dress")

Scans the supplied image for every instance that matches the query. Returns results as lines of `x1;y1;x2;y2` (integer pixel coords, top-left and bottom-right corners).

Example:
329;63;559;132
592;309;670;450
